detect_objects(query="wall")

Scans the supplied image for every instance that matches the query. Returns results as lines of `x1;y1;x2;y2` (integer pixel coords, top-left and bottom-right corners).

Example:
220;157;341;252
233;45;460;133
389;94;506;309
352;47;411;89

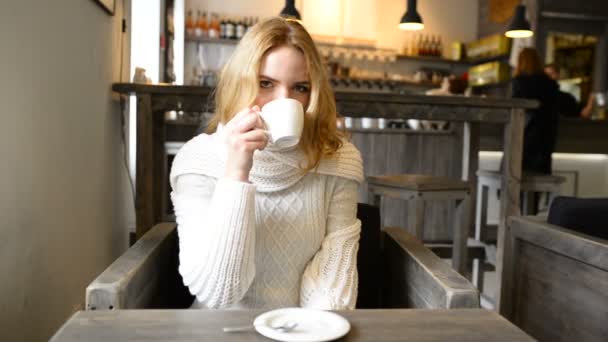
478;0;509;38
0;1;132;341
478;0;539;39
185;0;478;52
375;0;478;53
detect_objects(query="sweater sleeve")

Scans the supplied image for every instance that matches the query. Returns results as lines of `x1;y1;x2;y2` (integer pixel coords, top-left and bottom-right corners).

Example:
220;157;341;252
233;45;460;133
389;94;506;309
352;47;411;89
171;173;257;308
300;178;361;310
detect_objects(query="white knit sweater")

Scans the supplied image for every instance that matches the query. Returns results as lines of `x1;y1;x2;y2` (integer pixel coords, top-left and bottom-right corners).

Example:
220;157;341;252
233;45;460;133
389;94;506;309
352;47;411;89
169;129;364;310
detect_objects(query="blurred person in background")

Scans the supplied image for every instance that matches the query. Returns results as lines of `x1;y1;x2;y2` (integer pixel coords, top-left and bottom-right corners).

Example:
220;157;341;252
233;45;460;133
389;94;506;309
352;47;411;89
512;48;559;175
544;63;580;117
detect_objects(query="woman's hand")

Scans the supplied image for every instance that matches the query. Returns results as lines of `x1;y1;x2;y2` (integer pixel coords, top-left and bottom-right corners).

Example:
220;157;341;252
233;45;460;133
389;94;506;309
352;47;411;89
224;106;269;182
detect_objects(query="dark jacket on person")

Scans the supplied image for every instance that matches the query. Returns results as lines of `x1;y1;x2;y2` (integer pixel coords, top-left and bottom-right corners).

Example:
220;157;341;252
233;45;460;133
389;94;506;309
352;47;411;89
512;73;559;174
556;90;580;117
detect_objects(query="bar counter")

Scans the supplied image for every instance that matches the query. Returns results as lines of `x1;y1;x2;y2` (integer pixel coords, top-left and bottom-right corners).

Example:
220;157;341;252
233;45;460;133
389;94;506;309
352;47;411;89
112;83;606;316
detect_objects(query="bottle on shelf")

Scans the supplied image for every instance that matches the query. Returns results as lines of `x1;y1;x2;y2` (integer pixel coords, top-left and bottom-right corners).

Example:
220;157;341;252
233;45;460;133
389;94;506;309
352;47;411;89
437;35;443;57
185;10;195;37
196;11;208;38
420;35;428;56
226;17;236;40
194;10;202;37
409;34;417;56
236;18;245;39
209;13;220;39
219;16;227;39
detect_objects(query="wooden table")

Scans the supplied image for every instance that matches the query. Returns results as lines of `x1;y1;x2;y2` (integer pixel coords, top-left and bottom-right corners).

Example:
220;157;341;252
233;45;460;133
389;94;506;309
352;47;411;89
50;309;533;341
111;84;537;316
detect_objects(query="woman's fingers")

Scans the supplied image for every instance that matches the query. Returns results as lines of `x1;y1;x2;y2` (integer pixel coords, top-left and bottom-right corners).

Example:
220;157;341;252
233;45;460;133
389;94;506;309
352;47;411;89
241;129;269;142
235;112;266;133
229;107;252;124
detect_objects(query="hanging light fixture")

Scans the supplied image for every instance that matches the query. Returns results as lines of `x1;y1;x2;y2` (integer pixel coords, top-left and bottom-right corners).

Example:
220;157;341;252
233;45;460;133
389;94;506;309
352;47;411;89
399;0;424;31
279;0;301;21
505;4;533;38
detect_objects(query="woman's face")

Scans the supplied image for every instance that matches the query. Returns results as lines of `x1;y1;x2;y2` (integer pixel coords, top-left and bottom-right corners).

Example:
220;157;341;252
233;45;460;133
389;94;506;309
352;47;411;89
254;45;311;110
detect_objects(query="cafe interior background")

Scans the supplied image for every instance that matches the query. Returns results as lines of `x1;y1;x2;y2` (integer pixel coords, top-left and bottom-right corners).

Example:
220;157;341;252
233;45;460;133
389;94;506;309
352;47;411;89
1;0;607;341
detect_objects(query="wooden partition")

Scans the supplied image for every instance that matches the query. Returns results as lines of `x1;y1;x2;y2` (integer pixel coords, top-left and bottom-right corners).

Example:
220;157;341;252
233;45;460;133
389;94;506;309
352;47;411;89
506;216;608;341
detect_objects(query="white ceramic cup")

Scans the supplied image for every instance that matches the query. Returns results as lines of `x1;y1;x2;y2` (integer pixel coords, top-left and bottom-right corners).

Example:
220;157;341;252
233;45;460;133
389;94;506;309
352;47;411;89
260;98;304;148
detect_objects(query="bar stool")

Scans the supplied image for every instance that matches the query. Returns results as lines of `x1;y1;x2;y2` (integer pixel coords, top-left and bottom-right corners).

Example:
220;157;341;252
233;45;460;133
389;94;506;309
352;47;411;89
367;174;472;275
472;170;566;291
474;170;566;242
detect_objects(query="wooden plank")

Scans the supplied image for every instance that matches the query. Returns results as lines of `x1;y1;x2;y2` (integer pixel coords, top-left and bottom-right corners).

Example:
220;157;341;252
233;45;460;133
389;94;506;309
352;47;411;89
112;83;538;110
509;239;608;341
153;103;166;231
367;174;470;191
338;102;513;123
382;227;480;309
509;216;608;270
112;83;214;96
85;223;192;310
496;108;525;317
409;199;426;239
50;309;534;342
453;195;471;275
135;94;155;239
462;122;480;237
334;91;538;109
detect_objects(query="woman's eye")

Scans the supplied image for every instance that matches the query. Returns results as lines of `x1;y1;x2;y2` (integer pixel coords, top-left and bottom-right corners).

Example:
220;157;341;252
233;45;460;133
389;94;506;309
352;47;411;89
260;80;273;88
295;85;310;93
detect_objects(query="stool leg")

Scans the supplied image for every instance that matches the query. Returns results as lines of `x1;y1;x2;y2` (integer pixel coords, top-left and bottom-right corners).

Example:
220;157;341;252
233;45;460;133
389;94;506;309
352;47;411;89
522;191;529;215
522;191;538;215
473;258;485;291
453;194;471;276
476;184;489;241
408;197;425;240
547;190;558;209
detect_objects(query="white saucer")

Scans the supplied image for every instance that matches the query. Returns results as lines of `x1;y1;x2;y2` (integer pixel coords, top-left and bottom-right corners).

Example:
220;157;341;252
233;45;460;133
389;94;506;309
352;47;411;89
253;307;351;342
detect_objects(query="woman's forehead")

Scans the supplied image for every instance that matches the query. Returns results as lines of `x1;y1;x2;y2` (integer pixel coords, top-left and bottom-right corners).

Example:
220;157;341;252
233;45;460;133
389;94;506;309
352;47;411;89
259;45;309;81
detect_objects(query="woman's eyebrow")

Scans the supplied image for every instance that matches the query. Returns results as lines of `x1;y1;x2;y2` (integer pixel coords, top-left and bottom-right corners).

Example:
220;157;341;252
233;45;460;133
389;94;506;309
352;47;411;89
259;75;277;81
259;75;309;84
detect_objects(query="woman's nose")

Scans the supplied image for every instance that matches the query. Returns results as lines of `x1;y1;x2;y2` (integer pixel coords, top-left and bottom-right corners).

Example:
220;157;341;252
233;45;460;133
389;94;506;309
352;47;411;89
274;86;291;99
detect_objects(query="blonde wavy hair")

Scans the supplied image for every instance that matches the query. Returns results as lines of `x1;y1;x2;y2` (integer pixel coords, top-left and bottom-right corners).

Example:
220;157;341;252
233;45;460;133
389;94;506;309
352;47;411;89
207;17;344;172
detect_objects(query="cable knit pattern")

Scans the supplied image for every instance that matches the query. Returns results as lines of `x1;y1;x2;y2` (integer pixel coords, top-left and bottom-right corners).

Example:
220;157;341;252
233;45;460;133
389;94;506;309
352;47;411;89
170;130;363;310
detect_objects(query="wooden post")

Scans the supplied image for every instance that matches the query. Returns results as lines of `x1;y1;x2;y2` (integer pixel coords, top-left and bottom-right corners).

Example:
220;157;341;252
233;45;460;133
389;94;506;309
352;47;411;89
135;94;155;239
462;122;480;237
453;194;471;275
495;108;524;316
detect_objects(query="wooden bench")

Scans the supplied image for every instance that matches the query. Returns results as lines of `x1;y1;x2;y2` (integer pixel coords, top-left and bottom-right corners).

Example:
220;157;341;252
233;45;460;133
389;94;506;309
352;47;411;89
85;223;480;310
503;216;608;341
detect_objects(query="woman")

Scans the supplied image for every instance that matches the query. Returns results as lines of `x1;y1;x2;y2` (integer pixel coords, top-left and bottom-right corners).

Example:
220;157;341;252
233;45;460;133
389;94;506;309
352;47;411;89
512;48;559;174
169;17;363;310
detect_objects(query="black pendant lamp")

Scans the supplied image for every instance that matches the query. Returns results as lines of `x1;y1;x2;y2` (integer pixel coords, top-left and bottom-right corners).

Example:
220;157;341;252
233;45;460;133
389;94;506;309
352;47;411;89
399;0;424;31
280;0;301;21
505;4;533;38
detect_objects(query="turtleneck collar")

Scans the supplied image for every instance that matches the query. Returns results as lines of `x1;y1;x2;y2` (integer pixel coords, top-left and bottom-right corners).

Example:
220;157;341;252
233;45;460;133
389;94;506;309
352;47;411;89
170;130;364;193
